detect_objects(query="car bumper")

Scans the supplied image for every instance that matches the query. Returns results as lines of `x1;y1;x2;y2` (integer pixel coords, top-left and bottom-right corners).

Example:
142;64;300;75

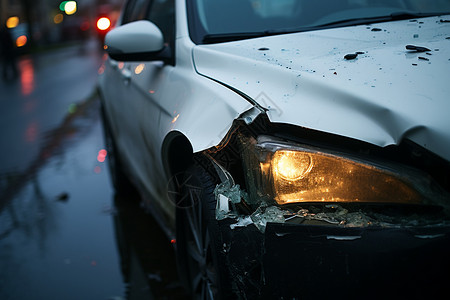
221;220;450;298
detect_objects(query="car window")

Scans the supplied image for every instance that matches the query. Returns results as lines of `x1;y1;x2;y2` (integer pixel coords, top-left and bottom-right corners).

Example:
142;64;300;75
122;0;151;24
148;0;175;49
189;0;450;43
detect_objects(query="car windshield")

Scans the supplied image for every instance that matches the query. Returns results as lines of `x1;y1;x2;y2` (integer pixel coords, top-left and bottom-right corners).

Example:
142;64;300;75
187;0;450;43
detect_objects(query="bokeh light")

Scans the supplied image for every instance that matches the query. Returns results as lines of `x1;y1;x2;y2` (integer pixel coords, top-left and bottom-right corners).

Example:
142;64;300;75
18;58;35;96
97;17;111;31
134;64;145;75
6;16;19;28
16;35;27;47
64;1;77;15
59;1;68;11
97;149;107;162
54;13;64;24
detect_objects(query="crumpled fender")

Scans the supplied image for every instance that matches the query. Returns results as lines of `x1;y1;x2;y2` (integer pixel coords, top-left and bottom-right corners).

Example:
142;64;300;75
192;16;450;161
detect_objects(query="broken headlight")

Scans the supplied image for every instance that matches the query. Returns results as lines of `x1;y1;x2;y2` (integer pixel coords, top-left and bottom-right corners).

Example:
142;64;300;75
241;135;445;207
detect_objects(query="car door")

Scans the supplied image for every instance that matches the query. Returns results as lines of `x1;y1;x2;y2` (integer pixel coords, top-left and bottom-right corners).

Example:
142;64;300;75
108;0;176;214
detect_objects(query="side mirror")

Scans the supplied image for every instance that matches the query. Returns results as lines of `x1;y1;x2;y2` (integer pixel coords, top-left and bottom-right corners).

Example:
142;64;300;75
105;20;168;61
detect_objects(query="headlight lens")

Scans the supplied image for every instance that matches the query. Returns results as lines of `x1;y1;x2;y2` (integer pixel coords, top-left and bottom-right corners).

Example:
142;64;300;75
241;135;442;207
272;150;313;181
271;149;420;205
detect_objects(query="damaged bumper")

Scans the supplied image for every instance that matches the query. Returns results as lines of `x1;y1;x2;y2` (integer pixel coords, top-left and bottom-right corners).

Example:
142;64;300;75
264;222;450;298
219;217;450;298
215;177;450;297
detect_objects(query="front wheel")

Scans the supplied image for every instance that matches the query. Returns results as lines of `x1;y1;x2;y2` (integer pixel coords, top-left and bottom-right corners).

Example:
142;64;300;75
175;161;231;299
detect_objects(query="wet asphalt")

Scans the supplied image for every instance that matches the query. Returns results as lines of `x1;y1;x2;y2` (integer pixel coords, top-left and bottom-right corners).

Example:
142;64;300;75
0;39;186;300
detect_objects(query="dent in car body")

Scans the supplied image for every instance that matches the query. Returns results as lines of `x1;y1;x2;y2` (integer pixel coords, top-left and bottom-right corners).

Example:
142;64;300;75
193;16;450;161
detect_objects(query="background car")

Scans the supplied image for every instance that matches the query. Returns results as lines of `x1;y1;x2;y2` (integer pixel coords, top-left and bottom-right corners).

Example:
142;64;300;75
98;0;450;298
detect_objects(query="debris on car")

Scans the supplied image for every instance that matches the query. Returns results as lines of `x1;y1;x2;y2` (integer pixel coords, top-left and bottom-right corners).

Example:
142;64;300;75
406;44;432;52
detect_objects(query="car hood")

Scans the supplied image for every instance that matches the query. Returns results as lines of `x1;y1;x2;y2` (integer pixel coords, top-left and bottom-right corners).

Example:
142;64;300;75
193;16;450;161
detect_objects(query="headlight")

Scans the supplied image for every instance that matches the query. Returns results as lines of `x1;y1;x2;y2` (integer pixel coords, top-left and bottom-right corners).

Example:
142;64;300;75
271;149;420;205
241;135;444;207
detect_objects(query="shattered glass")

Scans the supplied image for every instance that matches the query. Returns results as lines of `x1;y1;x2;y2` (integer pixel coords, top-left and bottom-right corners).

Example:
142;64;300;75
214;172;450;232
215;180;247;220
214;179;290;232
251;206;285;233
214;180;247;204
229;216;253;229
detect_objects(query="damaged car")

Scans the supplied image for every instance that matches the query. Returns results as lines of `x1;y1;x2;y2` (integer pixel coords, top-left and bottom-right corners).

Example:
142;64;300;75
98;0;450;298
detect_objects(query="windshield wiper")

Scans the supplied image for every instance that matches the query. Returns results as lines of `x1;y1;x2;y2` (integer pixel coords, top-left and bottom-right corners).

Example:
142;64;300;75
323;12;444;26
202;32;273;44
280;11;450;34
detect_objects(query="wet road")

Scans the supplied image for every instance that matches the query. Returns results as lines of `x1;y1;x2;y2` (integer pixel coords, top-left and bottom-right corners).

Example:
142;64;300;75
0;40;185;299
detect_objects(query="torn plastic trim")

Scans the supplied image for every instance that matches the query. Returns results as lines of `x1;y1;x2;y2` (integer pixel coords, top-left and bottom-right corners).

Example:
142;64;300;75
206;106;265;155
239;106;264;125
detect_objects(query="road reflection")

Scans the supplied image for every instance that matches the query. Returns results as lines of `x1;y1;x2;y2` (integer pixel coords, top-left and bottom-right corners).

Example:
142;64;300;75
0;92;187;299
0;176;57;248
0;92;98;213
113;193;187;299
18;57;35;96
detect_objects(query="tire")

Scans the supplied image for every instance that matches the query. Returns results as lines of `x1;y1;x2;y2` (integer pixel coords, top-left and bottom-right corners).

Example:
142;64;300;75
176;160;231;300
100;103;135;195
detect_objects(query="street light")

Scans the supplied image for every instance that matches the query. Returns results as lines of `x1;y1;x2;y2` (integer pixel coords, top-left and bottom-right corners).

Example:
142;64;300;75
59;1;77;15
96;17;111;31
64;1;77;15
6;16;19;29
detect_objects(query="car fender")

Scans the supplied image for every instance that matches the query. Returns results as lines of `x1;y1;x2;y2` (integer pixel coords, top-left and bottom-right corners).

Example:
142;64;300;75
157;65;253;158
157;37;253;171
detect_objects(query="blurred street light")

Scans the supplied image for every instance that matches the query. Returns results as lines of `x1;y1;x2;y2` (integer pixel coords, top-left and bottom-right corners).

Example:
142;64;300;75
54;13;64;24
16;35;28;47
59;1;69;11
96;17;111;31
64;1;77;15
6;16;19;29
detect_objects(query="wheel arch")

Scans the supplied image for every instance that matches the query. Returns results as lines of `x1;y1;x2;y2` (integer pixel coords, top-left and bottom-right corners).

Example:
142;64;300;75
161;130;194;180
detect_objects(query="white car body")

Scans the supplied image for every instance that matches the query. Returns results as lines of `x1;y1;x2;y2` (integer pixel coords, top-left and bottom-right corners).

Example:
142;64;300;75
98;0;450;297
98;1;450;228
194;17;450;161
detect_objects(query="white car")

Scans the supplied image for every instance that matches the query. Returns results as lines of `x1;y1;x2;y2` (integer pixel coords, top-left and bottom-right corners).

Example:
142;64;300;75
98;0;450;298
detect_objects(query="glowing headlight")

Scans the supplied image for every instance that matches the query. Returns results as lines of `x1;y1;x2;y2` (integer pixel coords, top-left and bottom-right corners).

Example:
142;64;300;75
240;136;439;207
271;149;420;205
272;150;313;181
